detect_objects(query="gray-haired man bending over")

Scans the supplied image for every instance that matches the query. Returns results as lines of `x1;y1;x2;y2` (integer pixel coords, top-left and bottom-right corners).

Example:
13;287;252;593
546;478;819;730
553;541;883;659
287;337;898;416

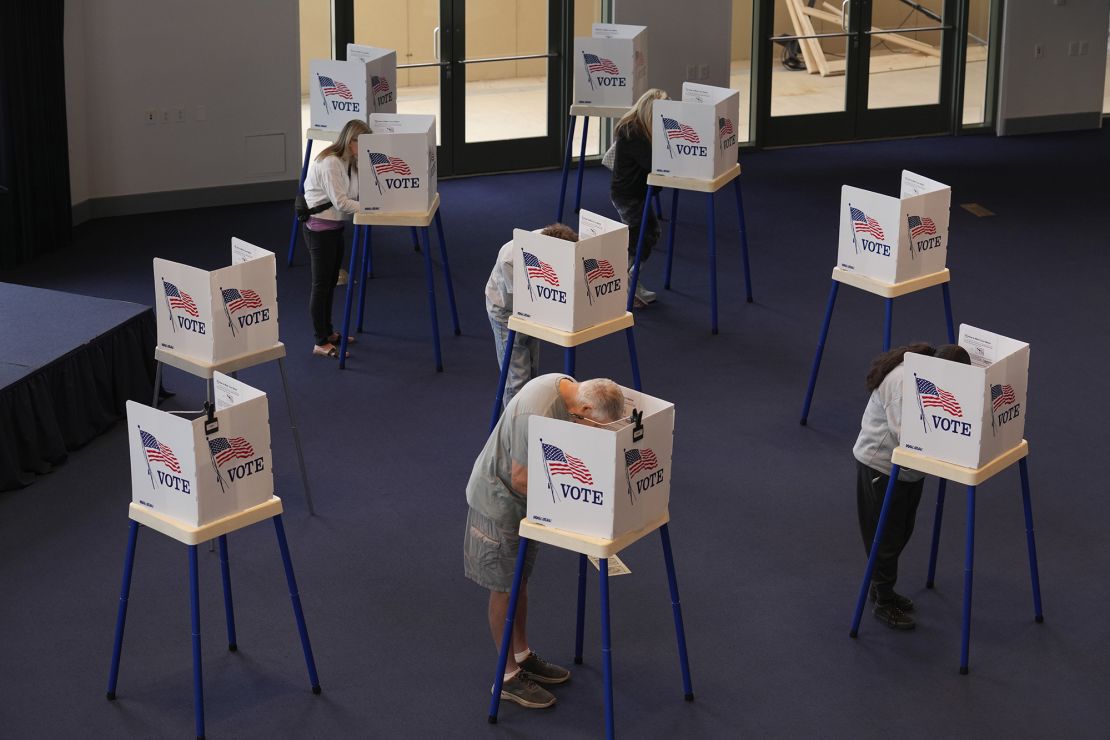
464;374;626;709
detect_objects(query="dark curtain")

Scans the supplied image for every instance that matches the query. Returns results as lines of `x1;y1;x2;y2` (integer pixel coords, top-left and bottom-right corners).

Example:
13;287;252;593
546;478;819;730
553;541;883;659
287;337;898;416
0;1;72;269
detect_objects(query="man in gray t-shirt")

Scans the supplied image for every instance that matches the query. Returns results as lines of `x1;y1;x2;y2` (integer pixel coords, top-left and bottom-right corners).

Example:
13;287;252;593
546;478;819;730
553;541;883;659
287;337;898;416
464;373;625;709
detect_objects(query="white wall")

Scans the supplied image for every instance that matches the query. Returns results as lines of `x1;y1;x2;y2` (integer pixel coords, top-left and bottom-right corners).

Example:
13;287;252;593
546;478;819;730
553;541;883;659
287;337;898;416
613;0;733;99
998;0;1109;133
64;0;301;206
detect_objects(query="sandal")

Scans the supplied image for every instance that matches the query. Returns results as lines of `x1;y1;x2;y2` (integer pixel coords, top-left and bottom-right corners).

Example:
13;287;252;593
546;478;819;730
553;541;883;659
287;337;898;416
326;332;356;345
312;343;349;359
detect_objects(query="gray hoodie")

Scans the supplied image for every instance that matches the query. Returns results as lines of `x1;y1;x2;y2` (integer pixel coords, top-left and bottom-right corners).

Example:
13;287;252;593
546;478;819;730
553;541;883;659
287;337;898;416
852;363;924;482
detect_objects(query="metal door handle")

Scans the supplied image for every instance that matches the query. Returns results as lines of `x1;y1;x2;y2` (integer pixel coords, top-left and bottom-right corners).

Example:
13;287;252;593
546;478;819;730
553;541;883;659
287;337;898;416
433;26;440;62
841;0;849;33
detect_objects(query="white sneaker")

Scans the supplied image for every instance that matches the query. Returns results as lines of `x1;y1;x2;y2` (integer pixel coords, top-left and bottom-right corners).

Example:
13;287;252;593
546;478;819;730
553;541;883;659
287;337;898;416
635;281;657;304
336;268;349;286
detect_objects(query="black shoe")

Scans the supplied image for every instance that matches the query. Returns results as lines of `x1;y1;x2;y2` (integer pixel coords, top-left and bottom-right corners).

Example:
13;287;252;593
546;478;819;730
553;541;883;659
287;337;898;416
870;585;914;612
519;651;570;685
873;602;916;630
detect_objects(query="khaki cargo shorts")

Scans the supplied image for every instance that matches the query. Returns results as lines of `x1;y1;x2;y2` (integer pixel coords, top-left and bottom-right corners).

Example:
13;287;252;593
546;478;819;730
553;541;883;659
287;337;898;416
463;507;537;592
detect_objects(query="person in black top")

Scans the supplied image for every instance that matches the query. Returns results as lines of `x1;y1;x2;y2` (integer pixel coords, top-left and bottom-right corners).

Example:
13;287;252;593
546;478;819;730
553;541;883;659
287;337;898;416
610;88;668;307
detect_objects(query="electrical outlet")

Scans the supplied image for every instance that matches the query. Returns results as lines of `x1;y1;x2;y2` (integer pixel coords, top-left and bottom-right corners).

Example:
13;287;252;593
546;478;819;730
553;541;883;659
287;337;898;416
686;64;696;80
1033;44;1044;59
160;108;170;123
144;109;156;125
173;106;186;123
195;105;207;122
698;64;709;80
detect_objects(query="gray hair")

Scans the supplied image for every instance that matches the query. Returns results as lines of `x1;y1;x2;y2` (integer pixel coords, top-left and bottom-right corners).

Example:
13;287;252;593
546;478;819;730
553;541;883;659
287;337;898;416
577;379;625;423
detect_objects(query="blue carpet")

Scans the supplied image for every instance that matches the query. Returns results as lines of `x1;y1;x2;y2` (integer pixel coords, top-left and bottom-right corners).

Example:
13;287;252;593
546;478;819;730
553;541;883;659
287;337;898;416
1;126;1108;738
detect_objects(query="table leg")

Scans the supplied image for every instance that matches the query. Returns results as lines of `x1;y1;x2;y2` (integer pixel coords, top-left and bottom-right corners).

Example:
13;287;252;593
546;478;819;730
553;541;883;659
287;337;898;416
626;187;656;311
800;281;840;425
653;188;663;219
574;116;589;214
942;282;955;344
106;520;139;701
151;361;163;407
356;226;371;333
625;327;642;391
663;189;680;290
488;538;530;724
706;192;719;335
218;535;237;651
363;222;374;279
410;226;421;252
188;544;206;740
556;115;577;223
733;179;753;303
277;357;316;515
660;524;694;701
420;226;444;372
926;479;947;588
434;210;461;336
574;553;587;665
600;557;615;740
1019;458;1045;623
338;226;361;369
883;298;893;352
960;485;976;675
851;464;901;637
273;515;322;694
564;347;576;377
489;329;516;433
287;139;313;267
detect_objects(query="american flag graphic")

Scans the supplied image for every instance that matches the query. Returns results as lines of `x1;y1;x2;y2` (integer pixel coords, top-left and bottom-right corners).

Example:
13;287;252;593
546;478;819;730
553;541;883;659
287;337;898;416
661;117;700;143
221;288;262;314
208;436;255;466
583;53;620;75
583;258;615;284
542;443;594;485
718;117;734;137
369;152;412;176
371;75;390;94
318;75;353;99
990;383;1017;411
141;430;181;473
916;377;963;417
624;448;659;476
850;207;886;240
164;281;199;317
907;215;938;238
523;251;560;286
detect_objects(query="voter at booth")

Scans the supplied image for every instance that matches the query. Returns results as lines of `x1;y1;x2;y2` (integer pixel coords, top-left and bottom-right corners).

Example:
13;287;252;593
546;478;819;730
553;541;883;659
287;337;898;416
464;374;625;709
485;224;579;408
610;88;667;308
301;118;368;359
853;342;971;630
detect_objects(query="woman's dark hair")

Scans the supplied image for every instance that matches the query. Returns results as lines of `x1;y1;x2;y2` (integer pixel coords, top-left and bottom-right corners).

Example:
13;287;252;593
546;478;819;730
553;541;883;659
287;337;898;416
865;342;972;391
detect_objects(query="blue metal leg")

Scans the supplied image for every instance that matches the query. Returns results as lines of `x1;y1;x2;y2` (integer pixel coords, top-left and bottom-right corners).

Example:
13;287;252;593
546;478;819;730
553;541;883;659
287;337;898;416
106;520;139;701
287;139;313;267
942;282;955;344
356;226;371;333
733;179;753;303
338;226;361;369
926;479;947;588
434;210;461;336
273;515;322;693
707;192;719;334
574;553;587;664
600;557;615;740
653;189;663;218
850;465;901;637
625;327;642;391
626;187;655;311
960;485;976;674
277;357;316;516
663;189;680;290
363;221;374;278
188;545;205;740
488;538;530;724
218;535;237;651
883;298;893;352
574;116;589;214
800;280;841;425
489;329;516;433
421;226;444;372
556;115;576;223
564;347;576;377
410;226;421;252
1019;458;1045;623
660;524;695;701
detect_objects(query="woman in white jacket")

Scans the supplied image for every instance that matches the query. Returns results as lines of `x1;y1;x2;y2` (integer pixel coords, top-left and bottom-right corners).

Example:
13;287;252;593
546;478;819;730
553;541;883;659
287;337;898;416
302;118;368;358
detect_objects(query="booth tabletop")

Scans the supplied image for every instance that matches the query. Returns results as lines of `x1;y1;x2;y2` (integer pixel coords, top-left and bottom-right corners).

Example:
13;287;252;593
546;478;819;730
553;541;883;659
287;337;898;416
507;312;634;348
154;343;287;378
831;266;950;298
128;496;284;546
569;104;631;118
519;511;669;558
647;163;741;193
354;193;440;227
892;440;1029;486
305;128;341;143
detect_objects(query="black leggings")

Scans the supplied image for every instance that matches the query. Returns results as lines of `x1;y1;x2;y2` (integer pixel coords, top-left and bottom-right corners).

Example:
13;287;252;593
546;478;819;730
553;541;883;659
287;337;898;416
856;461;924;595
303;226;344;345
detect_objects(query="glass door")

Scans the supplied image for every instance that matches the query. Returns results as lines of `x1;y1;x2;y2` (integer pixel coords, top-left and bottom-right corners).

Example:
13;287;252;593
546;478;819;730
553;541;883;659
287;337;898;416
757;0;957;146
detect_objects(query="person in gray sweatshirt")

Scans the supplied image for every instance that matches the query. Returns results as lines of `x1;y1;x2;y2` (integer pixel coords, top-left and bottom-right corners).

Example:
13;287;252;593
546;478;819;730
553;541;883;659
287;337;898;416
853;342;971;630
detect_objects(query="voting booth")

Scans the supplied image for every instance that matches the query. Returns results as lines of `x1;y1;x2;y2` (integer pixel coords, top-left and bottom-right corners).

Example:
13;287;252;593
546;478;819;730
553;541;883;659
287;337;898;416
154;239;279;364
652;83;741;181
309;59;373;130
838;171;951;284
357;113;437;214
346;43;398;114
573;24;648;108
900;324;1029;469
126;373;273;527
512;210;628;332
526;385;674;540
